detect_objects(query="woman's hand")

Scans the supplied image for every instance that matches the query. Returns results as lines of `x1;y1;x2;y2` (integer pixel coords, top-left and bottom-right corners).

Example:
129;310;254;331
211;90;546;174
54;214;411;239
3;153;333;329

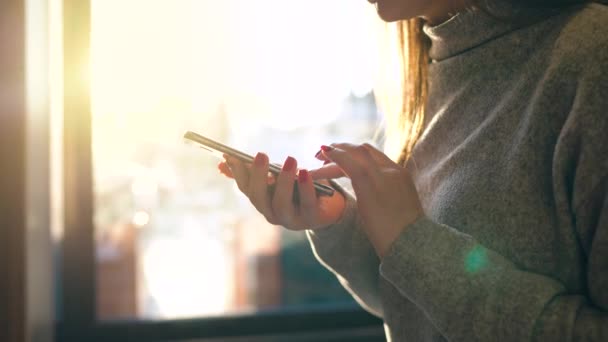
218;152;346;231
311;143;424;258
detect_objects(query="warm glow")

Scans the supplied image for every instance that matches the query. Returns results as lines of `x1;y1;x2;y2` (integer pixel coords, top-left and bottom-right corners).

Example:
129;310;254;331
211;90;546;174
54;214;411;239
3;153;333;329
141;237;231;318
133;211;150;227
91;1;378;147
91;0;381;319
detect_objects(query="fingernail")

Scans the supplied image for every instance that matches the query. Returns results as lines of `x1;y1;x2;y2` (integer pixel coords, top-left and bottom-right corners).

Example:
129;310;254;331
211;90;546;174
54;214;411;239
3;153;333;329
254;152;265;166
298;169;309;183
283;156;296;172
314;150;322;159
320;145;333;152
323;160;331;165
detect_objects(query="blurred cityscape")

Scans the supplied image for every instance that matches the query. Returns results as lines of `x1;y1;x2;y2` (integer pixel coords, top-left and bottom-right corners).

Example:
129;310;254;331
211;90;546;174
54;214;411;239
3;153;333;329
90;0;382;320
94;93;380;319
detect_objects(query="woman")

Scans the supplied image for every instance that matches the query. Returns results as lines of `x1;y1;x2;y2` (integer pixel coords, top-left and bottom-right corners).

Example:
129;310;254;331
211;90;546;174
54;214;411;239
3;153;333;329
218;0;608;340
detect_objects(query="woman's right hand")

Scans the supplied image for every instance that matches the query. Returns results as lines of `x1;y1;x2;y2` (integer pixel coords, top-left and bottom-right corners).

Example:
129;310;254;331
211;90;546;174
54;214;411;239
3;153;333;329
218;152;346;230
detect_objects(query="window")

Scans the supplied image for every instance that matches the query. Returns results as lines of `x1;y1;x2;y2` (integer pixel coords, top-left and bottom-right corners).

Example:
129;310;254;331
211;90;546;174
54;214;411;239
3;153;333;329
56;0;385;340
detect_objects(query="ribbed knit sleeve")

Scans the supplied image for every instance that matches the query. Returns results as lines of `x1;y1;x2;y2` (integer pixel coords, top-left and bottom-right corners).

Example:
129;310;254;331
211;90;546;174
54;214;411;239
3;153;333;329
306;188;383;317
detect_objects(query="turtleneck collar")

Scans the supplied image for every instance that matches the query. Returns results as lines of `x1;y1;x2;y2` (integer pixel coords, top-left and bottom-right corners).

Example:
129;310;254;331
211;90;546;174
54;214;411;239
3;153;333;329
423;0;565;61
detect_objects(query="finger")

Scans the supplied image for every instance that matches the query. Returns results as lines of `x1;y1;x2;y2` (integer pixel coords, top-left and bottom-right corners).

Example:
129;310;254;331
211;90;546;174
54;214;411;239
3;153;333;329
330;142;393;165
295;169;318;227
272;156;298;224
308;163;346;180
314;148;330;162
224;155;250;193
360;142;395;165
247;153;276;222
320;145;374;183
218;161;234;178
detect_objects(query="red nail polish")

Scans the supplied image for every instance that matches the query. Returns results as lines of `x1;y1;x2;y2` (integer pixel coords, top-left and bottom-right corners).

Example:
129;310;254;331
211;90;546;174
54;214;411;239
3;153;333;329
315;150;322;159
283;156;296;172
254;152;265;166
320;145;333;152
298;169;309;183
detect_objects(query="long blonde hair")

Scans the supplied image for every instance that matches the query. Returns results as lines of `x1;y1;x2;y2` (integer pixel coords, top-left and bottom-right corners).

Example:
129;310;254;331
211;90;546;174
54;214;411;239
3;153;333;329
395;19;430;165
376;18;429;165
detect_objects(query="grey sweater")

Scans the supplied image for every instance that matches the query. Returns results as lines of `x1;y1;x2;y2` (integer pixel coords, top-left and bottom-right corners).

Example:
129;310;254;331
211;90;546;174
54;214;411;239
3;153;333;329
307;2;608;341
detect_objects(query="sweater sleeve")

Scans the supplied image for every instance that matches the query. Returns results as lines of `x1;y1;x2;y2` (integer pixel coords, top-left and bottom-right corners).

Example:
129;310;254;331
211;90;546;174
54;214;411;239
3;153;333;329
379;182;608;342
306;185;383;317
536;175;608;341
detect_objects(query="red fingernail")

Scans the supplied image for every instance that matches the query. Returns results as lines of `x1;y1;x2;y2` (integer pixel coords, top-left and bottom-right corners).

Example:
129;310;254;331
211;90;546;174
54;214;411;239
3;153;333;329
320;145;333;152
315;150;322;159
298;169;309;183
254;152;265;166
283;156;296;172
323;160;331;165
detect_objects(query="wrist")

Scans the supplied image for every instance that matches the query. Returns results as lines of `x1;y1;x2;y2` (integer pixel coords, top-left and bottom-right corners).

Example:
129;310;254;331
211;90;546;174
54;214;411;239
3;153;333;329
372;211;424;259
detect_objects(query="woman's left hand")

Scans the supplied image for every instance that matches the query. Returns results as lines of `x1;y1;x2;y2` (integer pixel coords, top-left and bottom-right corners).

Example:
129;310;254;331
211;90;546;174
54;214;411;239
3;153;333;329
310;143;425;258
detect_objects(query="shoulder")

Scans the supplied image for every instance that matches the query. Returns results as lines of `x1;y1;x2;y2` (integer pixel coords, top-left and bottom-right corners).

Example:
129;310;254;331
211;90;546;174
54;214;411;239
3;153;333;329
550;3;608;74
563;2;608;35
546;5;608;209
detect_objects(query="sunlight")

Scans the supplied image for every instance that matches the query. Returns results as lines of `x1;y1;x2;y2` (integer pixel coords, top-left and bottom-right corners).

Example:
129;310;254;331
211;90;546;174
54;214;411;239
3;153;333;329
91;0;380;319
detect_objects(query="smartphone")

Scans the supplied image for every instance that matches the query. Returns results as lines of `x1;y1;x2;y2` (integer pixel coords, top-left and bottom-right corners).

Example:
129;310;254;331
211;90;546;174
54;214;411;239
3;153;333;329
183;131;335;197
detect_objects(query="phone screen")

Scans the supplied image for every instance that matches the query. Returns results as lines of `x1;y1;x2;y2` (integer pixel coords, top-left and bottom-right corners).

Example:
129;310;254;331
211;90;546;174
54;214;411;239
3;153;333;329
183;131;334;197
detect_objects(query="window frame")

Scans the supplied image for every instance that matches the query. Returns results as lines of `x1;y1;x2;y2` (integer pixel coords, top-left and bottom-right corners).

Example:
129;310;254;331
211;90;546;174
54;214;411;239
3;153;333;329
1;1;27;340
57;0;383;341
1;0;55;340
